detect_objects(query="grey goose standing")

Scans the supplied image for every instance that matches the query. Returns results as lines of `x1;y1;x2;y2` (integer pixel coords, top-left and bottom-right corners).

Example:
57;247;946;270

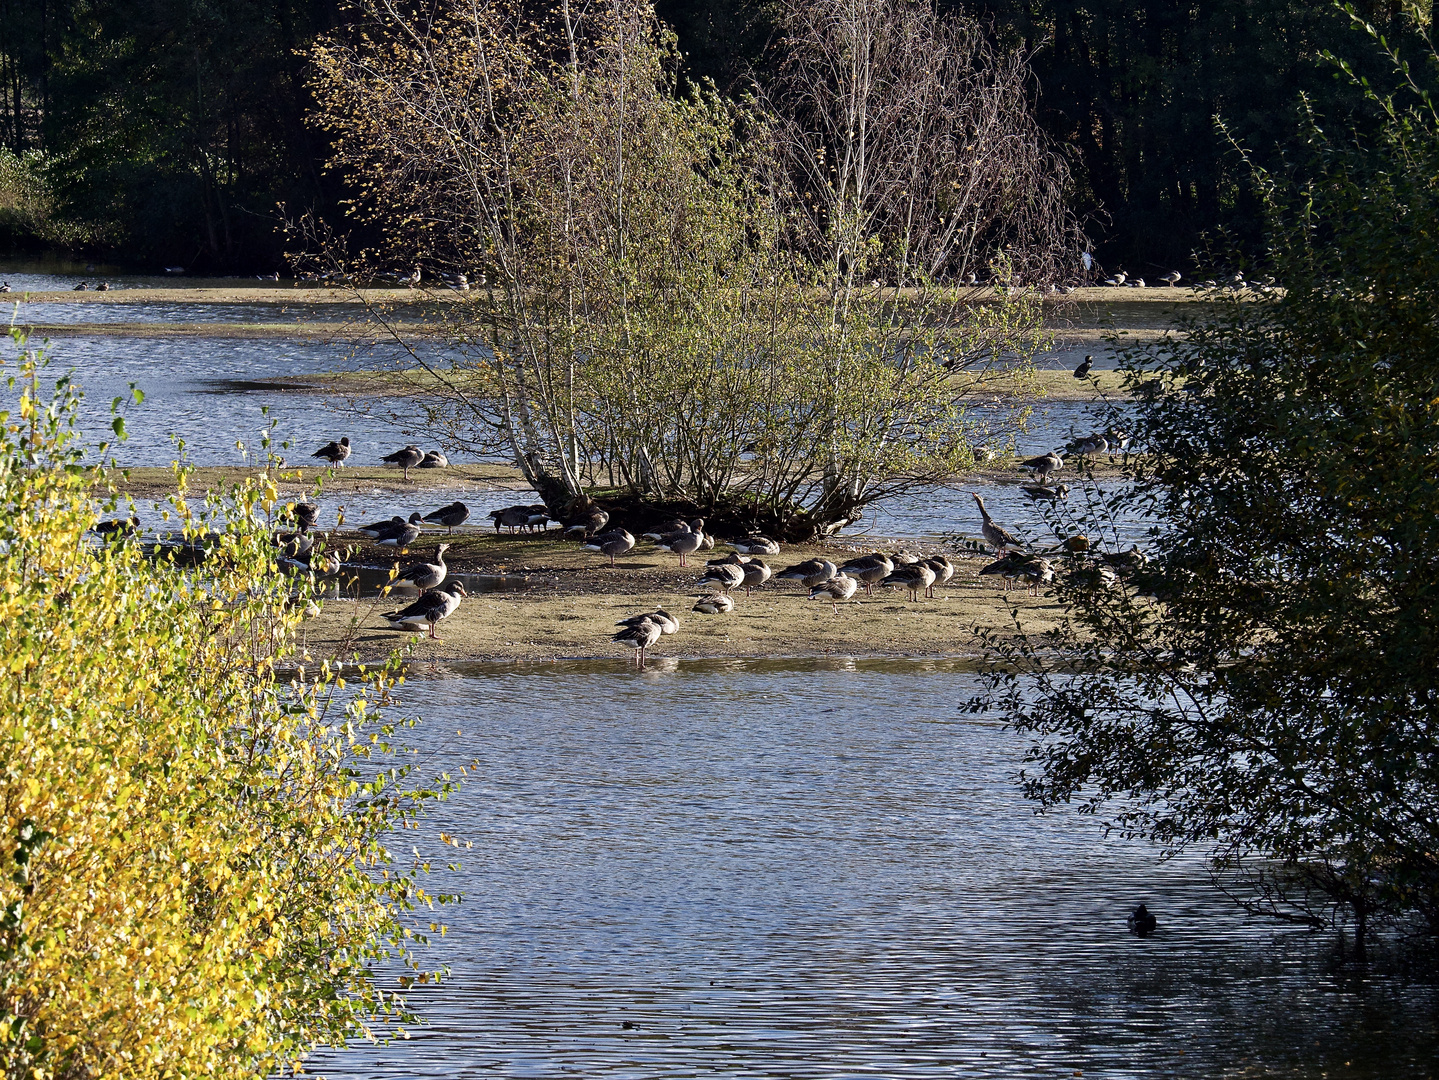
382;444;424;480
838;553;893;596
808;573;858;613
971;493;1024;555
880;562;936;602
650;519;705;567
382;579;467;639
613;617;663;668
697;557;746;595
583;528;636;566
776;558;837;589
391;543;449;592
1019;451;1063;482
617;608;679;636
423;501;470;534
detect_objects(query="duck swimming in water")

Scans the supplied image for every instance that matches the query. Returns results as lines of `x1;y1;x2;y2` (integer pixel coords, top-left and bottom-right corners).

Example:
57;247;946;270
1127;903;1157;936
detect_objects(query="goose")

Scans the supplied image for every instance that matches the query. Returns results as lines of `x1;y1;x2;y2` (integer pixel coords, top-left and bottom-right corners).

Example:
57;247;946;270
523;505;551;531
391;543;449;592
288;501;319;529
419;450;448;469
979;552;1026;591
617;608;679;635
1068;564;1119;590
1127;903;1158;936
563;508;610;539
741;557;772;595
357;513;419;539
1161;271;1182;286
971;493;1024;554
691;593;734;614
382;444;424;480
1067;434;1109;459
1021;483;1069;502
838;553;893;596
274;526;313;559
697;560;746;595
0;283;10;293
73;281;89;291
382;580;467;639
312;436;352;466
1018;555;1054;595
583;528;636;566
1073;355;1094;379
96;282;109;292
652;519;705;566
1131;276;1146;288
643;519;689;540
1099;547;1147;574
376;519;423;548
613;617;663;668
1105;429;1131;453
91;514;140;539
1061;534;1091;554
1103;271;1126;286
880;562;935;602
728;535;780;556
1020;451;1063;481
922;554;956;598
776;558;837;589
489;506;530;533
808;573;858;613
890;551;921;566
423;501;469;534
456;274;470;291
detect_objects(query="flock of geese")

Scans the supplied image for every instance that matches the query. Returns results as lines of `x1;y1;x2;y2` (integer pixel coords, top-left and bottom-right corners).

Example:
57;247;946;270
91;431;1145;661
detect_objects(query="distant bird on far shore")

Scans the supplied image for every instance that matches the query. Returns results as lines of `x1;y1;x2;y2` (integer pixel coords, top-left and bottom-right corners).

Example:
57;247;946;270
0;283;10;293
1073;355;1094;379
312;436;352;466
96;281;109;291
1020;451;1064;482
1103;271;1126;287
382;444;424;480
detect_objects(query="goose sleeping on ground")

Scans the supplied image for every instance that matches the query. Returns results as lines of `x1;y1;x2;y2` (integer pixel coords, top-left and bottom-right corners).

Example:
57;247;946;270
376;518;423;548
382;444;424;480
971;493;1024;555
287;501;319;529
728;535;780;556
808;573;858;613
357;513;423;539
776;558;837;589
312;436;352;466
691;593;734;614
583;528;636;566
697;558;746;595
419;450;448;469
390;543;449;592
613;616;663;668
423;501;470;534
838;553;893;596
382;580;467;639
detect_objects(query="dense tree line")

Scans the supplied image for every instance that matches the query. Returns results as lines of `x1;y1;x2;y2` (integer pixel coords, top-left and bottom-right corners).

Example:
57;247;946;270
0;0;1430;270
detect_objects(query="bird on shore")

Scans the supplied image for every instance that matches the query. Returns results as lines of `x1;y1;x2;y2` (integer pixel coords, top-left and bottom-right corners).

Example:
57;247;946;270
692;593;734;614
419;450;448;469
617;608;679;636
1127;903;1158;936
390;543;449;592
1161;270;1182;286
376;518;423;548
382;580;467;639
286;501;319;529
922;554;956;598
1131;276;1147;288
313;436;352;466
1099;547;1148;576
583;528;636;566
776;558;837;589
423;501;469;534
274;524;314;560
979;552;1026;591
697;557;746;595
613;616;663;668
1020;451;1064;482
357;512;423;539
838;553;893;596
1021;483;1069;502
1067;434;1109;460
808;573;858;614
490;506;529;533
971;493;1024;555
382;444;424;481
563;507;610;539
740;557;772;595
650;519;705;567
73;281;89;291
0;283;10;292
523;505;551;531
728;535;781;556
1018;555;1054;595
881;562;936;602
1103;271;1126;287
1073;355;1094;379
96;282;109;291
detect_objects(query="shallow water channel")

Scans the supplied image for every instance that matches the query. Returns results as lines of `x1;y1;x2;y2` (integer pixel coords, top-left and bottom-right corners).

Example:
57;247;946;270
307;661;1437;1078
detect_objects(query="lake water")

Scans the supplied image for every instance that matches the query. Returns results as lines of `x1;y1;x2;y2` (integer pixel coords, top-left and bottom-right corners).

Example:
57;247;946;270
304;661;1439;1079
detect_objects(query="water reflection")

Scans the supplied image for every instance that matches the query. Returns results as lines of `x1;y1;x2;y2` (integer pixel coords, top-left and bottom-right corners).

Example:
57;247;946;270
306;661;1438;1078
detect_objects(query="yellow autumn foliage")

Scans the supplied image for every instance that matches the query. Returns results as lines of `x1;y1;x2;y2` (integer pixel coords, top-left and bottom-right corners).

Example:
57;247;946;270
0;338;450;1079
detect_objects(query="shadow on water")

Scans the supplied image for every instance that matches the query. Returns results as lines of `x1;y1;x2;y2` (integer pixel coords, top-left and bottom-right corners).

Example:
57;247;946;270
307;660;1439;1079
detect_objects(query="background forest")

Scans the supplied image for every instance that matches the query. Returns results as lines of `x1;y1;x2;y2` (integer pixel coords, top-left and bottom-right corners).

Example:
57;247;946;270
0;0;1430;272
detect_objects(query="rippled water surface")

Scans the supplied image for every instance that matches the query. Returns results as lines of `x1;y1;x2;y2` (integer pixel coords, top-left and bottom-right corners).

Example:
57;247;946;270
304;661;1438;1079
